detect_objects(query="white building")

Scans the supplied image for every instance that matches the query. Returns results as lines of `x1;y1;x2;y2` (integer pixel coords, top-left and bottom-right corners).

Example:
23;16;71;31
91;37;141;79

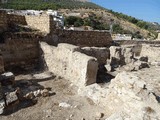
46;10;64;28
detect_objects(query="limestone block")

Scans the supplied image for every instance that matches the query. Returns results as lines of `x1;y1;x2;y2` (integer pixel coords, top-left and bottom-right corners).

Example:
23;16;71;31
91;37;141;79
5;91;19;106
71;51;98;86
140;45;160;62
109;46;134;67
122;47;134;64
0;99;5;115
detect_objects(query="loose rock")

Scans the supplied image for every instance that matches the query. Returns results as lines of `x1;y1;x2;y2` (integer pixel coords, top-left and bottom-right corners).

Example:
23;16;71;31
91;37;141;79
41;89;49;97
0;99;5;115
59;102;71;108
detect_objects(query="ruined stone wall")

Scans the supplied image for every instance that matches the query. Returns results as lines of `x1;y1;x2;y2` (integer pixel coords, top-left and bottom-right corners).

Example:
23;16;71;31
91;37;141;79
52;29;112;47
25;15;53;33
40;42;98;86
0;11;8;33
7;14;27;25
140;44;160;62
80;47;110;65
0;11;53;33
0;33;40;71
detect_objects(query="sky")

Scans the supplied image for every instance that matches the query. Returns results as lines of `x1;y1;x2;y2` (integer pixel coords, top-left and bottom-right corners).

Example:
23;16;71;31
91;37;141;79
91;0;160;23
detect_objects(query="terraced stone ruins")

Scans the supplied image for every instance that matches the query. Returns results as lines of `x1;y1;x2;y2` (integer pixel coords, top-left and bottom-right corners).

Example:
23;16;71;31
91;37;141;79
0;10;160;120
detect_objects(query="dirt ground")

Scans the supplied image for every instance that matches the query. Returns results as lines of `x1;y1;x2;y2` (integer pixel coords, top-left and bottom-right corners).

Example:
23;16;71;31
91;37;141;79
0;66;160;120
0;71;108;120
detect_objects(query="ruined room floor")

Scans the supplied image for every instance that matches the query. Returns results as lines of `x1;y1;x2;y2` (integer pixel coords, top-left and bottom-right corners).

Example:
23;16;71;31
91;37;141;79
0;72;108;120
0;66;160;120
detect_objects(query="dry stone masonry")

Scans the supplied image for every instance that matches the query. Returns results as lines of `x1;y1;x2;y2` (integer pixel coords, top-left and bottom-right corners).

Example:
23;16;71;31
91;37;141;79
52;29;112;47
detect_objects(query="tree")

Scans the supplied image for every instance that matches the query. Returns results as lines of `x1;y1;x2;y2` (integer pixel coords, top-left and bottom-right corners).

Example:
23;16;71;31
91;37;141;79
64;16;84;27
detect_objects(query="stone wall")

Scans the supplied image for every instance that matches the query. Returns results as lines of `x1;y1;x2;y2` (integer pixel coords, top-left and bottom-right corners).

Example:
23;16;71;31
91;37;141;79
80;47;110;65
0;11;53;33
25;15;54;33
1;10;112;47
40;42;98;86
0;10;8;33
51;29;112;47
0;33;40;72
7;14;27;25
140;44;160;62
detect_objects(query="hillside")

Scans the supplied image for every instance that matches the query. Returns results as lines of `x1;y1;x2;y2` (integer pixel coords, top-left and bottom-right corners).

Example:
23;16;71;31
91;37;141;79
0;0;103;10
62;9;158;39
0;0;159;39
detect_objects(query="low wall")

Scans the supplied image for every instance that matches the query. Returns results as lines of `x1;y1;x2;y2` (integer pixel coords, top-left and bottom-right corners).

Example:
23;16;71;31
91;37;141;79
40;42;98;86
114;40;160;45
52;29;112;47
0;32;40;72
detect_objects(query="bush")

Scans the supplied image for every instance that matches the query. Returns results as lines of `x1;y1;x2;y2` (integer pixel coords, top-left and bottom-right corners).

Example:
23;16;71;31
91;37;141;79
64;16;84;27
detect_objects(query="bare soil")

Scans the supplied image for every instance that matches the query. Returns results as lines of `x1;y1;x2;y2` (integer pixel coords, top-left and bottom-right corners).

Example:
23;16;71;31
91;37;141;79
0;71;107;120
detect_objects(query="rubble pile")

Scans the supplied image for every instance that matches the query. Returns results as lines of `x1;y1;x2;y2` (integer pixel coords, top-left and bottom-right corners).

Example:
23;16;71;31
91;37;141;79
0;72;51;115
106;71;160;120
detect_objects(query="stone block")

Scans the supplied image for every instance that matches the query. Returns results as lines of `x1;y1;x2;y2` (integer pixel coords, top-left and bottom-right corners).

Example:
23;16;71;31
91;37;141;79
0;99;5;115
5;91;19;106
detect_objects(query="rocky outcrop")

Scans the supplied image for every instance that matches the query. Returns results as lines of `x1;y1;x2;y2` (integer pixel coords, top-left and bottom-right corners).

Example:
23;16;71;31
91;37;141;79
106;71;160;119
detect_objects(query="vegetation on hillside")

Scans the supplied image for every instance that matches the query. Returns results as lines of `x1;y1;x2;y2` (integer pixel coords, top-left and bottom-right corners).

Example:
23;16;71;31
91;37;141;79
64;15;110;30
108;10;160;31
0;0;103;10
0;0;159;39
